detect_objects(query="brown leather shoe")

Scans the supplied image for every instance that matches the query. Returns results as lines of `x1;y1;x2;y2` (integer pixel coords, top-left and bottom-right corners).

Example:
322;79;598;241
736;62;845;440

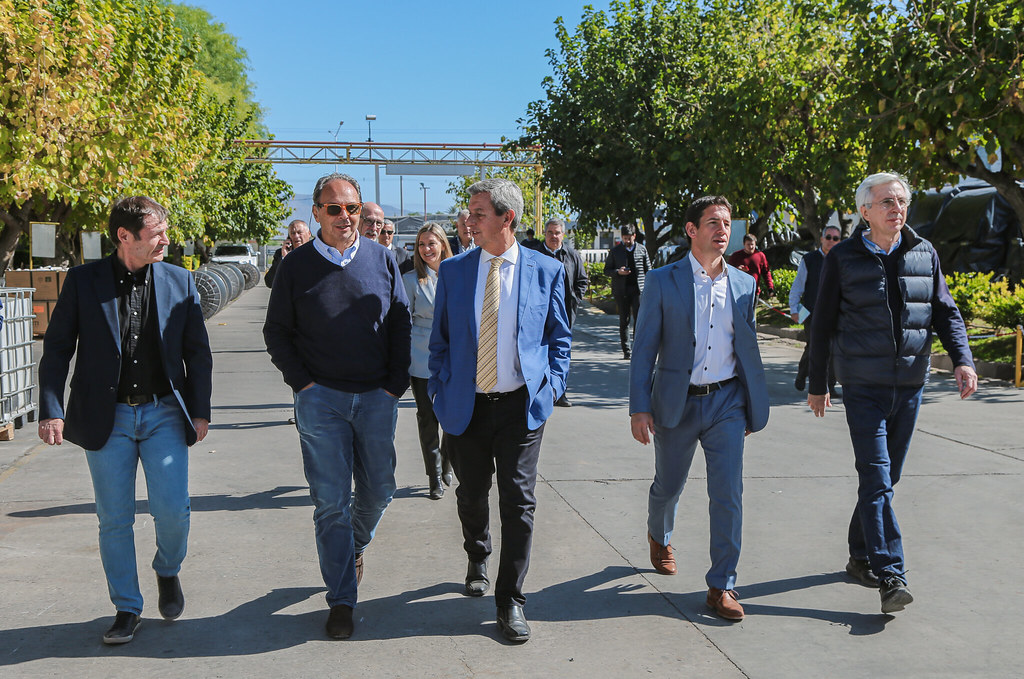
648;534;676;575
706;587;744;621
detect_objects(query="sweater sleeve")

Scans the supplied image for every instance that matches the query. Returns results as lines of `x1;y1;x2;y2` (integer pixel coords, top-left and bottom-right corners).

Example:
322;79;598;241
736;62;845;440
262;253;315;392
929;250;974;369
384;255;412;397
808;251;841;395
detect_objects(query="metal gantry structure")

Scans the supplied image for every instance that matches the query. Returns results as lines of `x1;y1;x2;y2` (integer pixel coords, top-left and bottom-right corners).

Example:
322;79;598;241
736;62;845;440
235;140;545;226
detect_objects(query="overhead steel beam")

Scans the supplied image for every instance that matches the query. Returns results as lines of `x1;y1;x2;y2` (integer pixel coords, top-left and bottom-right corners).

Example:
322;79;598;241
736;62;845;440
234;140;542;169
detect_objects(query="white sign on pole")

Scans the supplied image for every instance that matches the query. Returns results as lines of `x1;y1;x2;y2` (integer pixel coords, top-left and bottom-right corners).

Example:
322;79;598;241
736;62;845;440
81;232;103;261
30;222;58;258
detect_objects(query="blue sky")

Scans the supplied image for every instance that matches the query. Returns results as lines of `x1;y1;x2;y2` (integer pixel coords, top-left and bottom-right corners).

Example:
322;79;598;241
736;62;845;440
191;0;611;213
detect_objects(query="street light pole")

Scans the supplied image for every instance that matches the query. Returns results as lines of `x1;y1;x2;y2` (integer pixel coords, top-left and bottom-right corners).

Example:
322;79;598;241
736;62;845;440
365;114;376;142
420;183;429;225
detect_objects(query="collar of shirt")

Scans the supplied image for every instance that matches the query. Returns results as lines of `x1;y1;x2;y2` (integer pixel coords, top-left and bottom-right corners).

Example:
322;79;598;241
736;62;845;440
688;251;727;282
112;257;150;289
543;244;561;256
313;230;360;267
480;241;520;268
861;229;902;255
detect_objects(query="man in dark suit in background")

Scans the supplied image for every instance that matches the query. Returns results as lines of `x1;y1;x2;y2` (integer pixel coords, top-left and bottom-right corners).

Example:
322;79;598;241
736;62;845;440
604;224;651;359
264;219;310;288
429;178;571;643
449;209;474;254
38;196;213;645
526;218;589;406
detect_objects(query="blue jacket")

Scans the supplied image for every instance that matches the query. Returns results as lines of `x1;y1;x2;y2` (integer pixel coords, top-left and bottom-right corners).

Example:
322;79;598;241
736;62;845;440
629;259;770;433
39;256;213;450
428;244;572;436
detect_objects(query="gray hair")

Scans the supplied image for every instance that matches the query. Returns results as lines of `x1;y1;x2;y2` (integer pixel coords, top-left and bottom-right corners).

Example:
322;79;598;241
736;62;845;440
544;218;566;231
457;209;470;219
313;172;361;204
855;172;911;211
468;178;524;230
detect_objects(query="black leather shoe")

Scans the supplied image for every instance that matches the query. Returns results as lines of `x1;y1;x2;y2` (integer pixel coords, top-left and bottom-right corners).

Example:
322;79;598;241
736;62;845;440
429;476;444;500
442;469;454;487
880;574;913;614
465;559;489;597
555;394;572;407
845;557;879;588
157;574;184;620
103;611;141;645
496;604;531;642
326;604;354;639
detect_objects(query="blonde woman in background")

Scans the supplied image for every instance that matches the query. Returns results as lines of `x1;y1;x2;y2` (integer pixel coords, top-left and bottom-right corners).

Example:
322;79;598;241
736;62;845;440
403;223;454;499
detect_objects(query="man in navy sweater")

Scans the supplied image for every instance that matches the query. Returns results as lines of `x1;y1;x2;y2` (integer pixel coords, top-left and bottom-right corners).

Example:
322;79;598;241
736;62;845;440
264;172;411;640
808;172;977;615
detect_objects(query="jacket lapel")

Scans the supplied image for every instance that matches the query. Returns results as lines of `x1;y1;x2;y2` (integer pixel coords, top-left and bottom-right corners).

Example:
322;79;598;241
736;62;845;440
96;257;121;349
669;260;696;329
463;248;483;343
517;245;535;329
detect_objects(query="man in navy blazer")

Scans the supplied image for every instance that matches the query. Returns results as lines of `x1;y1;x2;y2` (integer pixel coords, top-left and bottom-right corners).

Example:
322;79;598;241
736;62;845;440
629;195;768;621
38;196;212;645
429;178;571;643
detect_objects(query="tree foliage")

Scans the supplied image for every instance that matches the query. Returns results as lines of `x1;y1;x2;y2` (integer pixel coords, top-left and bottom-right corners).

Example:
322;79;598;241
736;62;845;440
523;0;1024;255
0;0;290;272
847;0;1024;227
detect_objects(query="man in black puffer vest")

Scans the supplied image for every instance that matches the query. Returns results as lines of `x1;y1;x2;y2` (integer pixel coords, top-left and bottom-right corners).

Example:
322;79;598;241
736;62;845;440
808;172;977;615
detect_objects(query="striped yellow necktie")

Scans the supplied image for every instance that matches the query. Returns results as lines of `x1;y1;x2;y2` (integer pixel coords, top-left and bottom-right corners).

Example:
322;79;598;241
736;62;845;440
476;257;503;392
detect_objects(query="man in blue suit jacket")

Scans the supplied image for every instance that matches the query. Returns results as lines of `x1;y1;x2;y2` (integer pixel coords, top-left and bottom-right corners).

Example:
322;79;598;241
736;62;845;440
429;178;571;643
38;197;212;645
629;195;769;622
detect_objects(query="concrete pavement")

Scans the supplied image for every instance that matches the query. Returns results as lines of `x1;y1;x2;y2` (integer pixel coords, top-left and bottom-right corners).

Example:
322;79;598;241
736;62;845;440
1;285;1022;678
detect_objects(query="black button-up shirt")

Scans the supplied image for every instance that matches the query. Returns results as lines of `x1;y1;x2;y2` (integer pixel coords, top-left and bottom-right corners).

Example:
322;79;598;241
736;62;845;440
112;257;170;400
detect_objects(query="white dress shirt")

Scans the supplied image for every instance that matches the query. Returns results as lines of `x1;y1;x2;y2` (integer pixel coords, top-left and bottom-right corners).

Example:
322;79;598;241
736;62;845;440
475;242;524;393
689;252;737;385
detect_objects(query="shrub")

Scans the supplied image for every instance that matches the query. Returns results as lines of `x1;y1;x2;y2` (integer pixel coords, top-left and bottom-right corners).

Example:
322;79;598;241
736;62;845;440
586;261;611;299
945;272;993;323
772;268;797;309
979;280;1024;330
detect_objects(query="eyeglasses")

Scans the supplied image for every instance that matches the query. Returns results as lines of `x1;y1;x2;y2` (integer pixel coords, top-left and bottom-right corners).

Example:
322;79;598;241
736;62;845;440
868;197;911;210
823;235;841;241
381;229;395;235
315;202;362;216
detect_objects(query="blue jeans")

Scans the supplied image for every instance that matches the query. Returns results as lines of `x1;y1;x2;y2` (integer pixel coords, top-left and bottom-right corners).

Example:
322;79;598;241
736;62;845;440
85;395;190;615
842;383;924;579
294;384;398;608
648;380;747;591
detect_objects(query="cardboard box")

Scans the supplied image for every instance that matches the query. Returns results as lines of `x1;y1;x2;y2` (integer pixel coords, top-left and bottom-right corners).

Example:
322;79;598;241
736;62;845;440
4;270;32;289
31;270;60;300
32;301;51;335
57;269;68;294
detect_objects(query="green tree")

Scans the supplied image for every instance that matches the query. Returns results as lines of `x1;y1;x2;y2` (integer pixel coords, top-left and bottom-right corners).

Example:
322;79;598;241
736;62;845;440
519;0;709;257
0;0;210;271
848;0;1024;225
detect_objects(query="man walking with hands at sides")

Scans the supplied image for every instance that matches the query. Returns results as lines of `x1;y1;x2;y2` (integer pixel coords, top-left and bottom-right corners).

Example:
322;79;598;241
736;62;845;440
264;173;411;640
790;225;841;394
605;224;651;359
429;178;571;643
38;196;212;644
808;172;976;614
630;195;769;621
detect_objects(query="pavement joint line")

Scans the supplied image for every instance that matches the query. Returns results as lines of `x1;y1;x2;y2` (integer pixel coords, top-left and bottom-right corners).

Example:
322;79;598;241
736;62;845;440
0;441;50;484
916;429;1024;460
541;473;752;678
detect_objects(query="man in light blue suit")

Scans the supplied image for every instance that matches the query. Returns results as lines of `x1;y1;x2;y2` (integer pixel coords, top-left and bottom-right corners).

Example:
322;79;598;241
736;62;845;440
429;178;571;643
629;195;769;622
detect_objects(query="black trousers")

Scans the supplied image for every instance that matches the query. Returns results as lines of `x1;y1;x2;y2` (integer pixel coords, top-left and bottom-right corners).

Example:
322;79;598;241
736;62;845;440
410;377;448;478
796;313;837;393
447;387;544;607
615;285;642;352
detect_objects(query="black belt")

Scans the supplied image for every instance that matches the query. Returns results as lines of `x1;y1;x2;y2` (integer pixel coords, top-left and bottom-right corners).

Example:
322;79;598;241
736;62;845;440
476;385;526;402
118;392;170;406
687;377;737;396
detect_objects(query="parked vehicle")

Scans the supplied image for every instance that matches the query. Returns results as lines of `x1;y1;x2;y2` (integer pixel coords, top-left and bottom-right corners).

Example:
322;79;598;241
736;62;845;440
211;243;257;268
